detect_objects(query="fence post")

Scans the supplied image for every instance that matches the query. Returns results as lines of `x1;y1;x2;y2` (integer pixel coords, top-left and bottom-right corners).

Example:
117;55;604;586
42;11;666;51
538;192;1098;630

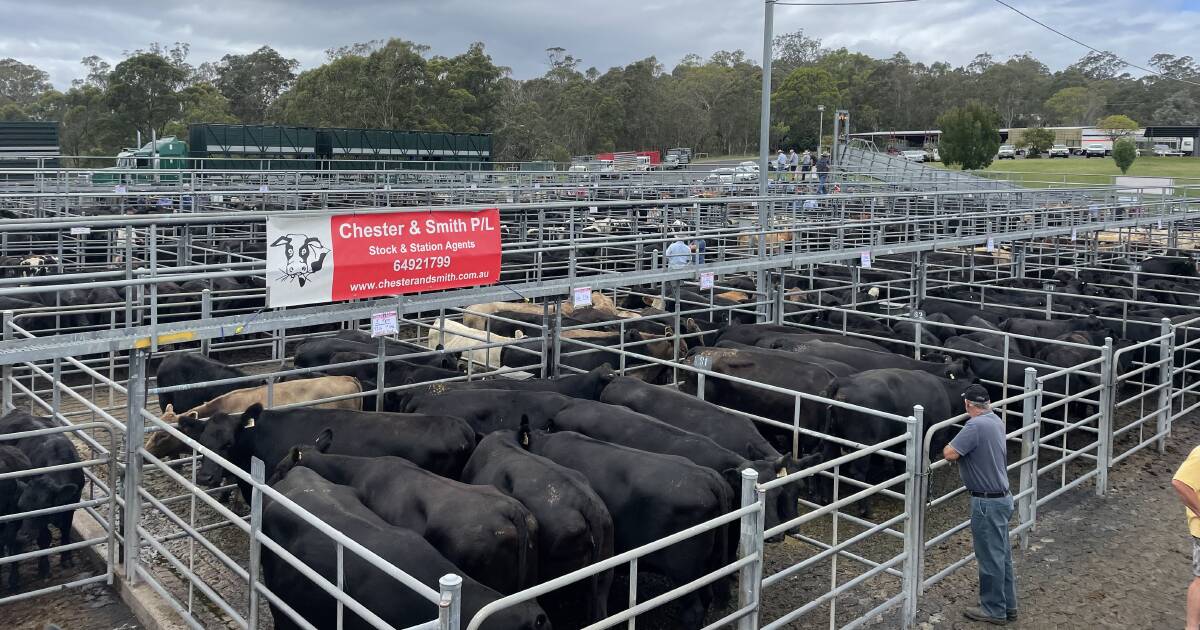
2;310;12;413
200;289;212;356
1017;368;1040;550
247;457;265;629
901;406;926;628
737;468;763;630
1157;317;1174;453
439;574;463;630
1096;339;1114;497
123;347;149;585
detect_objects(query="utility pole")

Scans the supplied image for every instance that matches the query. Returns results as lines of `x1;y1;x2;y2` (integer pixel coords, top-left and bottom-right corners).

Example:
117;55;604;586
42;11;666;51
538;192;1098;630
756;0;776;319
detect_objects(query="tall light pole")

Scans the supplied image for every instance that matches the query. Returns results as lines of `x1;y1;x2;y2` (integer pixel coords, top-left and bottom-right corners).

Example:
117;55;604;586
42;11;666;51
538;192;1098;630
817;104;826;156
757;0;775;198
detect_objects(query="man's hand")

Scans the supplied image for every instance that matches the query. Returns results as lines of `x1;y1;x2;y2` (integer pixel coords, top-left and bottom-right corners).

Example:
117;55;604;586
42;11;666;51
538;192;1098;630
943;443;960;462
1173;479;1200;516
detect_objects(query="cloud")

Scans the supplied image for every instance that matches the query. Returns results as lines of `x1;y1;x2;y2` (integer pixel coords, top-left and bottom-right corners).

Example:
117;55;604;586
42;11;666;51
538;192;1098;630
0;0;1196;88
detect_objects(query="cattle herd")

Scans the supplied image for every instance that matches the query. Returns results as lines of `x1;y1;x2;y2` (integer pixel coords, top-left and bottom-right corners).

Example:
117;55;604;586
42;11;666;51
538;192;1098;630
2;228;1200;629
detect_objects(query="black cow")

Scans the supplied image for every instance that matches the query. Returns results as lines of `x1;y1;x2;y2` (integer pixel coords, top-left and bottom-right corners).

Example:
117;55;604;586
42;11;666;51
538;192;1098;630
271;446;538;594
331;330;463;369
155;353;260;414
0;445;31;591
920;298;1006;325
320;351;461;411
0;412;83;586
264;467;550;630
546;398;790;536
717;323;889;352
180;404;475;500
774;339;975;381
403;388;571;434
1140;252;1198;277
944;335;1044;403
394;365;615;410
1000;316;1112;357
523;429;731;629
820;369;976;516
293;337;459;371
463;432;614;628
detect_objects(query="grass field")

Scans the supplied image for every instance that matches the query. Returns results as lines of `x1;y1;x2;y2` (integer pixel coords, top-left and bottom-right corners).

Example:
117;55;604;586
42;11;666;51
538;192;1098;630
938;155;1200;190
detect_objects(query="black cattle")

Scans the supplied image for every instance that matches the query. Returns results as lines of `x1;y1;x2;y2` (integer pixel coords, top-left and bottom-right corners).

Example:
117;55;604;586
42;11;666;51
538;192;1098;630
819;370;976;515
155;353;260;414
0;445;31;591
264;467;550;630
294;337;459;371
394;365;615;410
892;319;942;352
777;339;975;381
920;312;958;341
717;323;890;353
0;296;58;333
0;412;83;586
463;432;614;628
1000;316;1112;356
524;429;731;629
546;398;789;536
402;388;570;433
330;330;463;369
181;404;475;499
271;447;538;594
1140;252;1198;277
680;345;850;453
321;351;461;410
944;336;1043;404
920;298;1006;325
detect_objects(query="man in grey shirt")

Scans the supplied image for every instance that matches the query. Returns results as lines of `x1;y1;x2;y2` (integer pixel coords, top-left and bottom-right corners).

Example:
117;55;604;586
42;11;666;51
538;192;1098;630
943;384;1017;625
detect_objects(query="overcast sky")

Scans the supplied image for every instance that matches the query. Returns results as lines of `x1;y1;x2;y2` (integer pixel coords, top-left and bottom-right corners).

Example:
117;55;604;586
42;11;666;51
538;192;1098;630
1;0;1198;88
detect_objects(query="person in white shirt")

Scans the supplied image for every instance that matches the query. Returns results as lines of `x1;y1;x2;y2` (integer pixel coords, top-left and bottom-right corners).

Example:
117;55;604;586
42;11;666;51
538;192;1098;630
775;149;787;181
664;238;697;294
787;149;799;181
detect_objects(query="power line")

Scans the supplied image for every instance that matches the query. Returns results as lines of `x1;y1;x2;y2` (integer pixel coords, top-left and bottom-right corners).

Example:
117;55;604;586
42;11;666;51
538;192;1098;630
775;0;919;5
992;0;1200;89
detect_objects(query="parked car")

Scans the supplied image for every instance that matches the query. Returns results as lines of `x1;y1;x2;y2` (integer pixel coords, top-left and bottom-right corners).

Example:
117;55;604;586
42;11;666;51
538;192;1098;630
738;161;761;171
1154;144;1184;157
900;150;927;162
704;166;756;185
1084;143;1107;158
997;145;1016;159
1049;144;1070;158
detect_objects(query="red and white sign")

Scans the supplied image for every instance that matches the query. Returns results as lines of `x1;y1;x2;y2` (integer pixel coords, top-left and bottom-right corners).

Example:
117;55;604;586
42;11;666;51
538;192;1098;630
266;209;501;308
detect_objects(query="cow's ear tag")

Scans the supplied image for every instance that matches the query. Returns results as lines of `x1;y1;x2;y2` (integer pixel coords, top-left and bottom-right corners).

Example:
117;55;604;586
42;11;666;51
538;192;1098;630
777;468;788;479
949;374;956;380
244;417;256;428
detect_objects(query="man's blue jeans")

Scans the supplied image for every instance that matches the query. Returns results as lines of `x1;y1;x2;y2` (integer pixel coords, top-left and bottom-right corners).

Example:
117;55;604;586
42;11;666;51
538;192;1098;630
970;495;1017;619
817;173;828;193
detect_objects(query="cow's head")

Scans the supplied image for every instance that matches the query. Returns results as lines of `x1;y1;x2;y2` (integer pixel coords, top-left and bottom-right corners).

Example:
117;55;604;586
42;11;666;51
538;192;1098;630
182;403;263;486
942;356;975;381
271;234;330;287
15;475;79;545
267;428;333;485
17;255;58;279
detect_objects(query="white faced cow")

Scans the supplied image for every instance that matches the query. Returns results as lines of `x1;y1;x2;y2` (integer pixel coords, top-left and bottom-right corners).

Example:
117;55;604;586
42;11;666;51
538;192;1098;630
271;234;329;287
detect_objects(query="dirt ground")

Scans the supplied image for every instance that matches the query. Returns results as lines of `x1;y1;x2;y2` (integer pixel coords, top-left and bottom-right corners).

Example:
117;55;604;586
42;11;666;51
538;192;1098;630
2;549;141;630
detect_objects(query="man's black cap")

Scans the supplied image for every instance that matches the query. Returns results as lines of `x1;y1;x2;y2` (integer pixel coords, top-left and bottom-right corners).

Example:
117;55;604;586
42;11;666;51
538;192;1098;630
961;384;991;405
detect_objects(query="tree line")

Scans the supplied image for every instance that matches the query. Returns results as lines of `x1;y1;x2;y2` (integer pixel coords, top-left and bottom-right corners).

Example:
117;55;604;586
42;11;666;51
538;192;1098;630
0;33;1195;163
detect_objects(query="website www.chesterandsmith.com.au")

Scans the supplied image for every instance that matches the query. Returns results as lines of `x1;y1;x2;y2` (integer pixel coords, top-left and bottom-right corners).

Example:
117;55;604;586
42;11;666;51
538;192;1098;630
348;269;490;292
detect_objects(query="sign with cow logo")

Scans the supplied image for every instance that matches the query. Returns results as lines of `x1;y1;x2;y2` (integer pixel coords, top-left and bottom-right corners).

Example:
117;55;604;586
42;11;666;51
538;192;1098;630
266;208;502;308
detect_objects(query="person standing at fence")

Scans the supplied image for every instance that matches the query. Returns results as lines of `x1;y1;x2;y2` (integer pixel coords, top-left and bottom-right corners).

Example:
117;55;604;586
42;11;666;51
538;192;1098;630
775;149;787;181
800;149;813;182
664;237;697;295
1171;444;1200;630
787;148;799;181
815;152;831;193
943;384;1018;625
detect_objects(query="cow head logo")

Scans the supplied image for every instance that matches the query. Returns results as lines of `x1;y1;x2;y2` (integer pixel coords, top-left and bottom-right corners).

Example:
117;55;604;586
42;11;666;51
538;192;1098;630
271;233;330;287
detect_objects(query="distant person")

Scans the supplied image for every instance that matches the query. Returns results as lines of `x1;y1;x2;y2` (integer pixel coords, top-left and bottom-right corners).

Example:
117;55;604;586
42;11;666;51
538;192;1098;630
943;385;1017;625
815;153;831;193
664;237;698;295
800;150;813;182
1172;443;1200;630
787;148;799;181
775;149;787;181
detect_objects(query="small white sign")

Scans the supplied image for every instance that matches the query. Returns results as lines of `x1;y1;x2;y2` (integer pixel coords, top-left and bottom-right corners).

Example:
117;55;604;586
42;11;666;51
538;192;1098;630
211;194;224;203
371;311;399;337
259;184;270;193
860;251;872;269
70;226;91;235
1070;228;1077;241
114;185;127;194
572;287;593;308
694;354;712;371
1157;219;1164;230
533;183;541;189
986;238;996;252
384;184;392;191
588;206;598;213
157;197;171;207
699;271;715;290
